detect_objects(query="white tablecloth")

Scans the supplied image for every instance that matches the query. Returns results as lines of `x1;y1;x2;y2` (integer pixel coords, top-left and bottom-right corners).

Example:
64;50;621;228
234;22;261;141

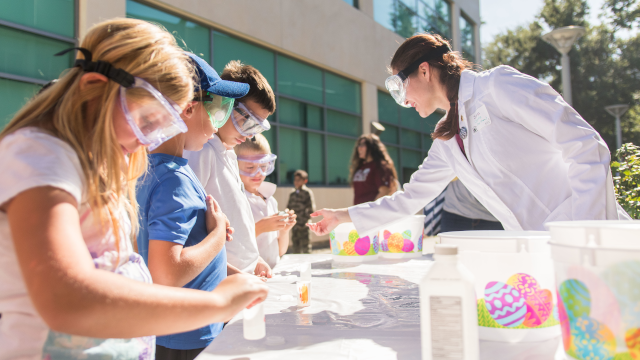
199;254;566;360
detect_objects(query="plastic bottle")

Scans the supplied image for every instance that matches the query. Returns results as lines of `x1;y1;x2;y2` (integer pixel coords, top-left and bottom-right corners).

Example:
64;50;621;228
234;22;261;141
420;244;479;360
243;302;265;340
299;262;311;281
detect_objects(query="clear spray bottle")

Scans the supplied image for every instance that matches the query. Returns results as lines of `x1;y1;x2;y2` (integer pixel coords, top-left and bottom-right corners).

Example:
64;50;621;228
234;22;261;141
420;244;479;360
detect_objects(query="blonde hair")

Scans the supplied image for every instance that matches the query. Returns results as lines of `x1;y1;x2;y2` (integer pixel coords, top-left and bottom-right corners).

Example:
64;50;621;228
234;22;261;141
0;18;194;248
234;133;271;156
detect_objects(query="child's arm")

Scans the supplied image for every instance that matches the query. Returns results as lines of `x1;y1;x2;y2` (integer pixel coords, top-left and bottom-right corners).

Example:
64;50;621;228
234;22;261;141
255;213;288;237
5;186;268;338
148;195;228;288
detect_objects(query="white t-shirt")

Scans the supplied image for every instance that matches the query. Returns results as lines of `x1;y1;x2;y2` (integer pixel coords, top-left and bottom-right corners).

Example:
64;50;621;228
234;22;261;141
0;128;154;360
184;135;260;273
244;182;280;269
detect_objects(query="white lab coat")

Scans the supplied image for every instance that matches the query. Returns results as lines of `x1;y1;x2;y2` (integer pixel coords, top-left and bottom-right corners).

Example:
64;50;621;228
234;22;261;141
349;65;629;234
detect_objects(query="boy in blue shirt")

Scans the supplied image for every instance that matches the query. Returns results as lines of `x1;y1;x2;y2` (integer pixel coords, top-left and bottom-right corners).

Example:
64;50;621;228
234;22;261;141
136;54;250;359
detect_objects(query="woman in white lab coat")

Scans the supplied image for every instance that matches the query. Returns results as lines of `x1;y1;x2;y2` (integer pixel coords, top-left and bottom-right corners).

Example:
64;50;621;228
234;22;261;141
308;33;629;237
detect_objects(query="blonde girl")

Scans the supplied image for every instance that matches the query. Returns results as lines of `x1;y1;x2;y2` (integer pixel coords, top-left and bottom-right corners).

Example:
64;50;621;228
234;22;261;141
0;18;267;359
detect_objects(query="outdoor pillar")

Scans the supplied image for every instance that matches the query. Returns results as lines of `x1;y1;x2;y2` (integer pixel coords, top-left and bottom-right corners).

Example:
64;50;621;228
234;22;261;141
450;2;461;52
78;0;126;40
361;81;378;135
561;53;572;105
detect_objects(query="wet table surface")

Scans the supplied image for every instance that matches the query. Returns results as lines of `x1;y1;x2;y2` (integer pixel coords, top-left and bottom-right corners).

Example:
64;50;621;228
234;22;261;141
198;254;566;360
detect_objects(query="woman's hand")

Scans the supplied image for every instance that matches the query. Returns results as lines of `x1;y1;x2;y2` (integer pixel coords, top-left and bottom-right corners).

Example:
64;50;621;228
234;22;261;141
306;208;351;236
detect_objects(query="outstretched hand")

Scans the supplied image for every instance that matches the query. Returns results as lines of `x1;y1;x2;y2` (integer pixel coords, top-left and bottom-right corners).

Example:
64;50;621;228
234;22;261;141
306;208;351;236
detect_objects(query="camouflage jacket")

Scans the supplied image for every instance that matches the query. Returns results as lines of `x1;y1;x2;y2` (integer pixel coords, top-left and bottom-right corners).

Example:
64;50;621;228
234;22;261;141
287;185;316;225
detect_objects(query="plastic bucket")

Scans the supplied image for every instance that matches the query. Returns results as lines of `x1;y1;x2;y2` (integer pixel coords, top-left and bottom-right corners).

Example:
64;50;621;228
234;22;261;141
377;215;426;259
438;231;561;342
547;221;640;360
329;222;379;262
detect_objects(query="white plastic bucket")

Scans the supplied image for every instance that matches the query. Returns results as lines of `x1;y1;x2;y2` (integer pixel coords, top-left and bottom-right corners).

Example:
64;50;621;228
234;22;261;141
438;230;561;343
378;215;426;259
329;222;379;262
547;221;640;360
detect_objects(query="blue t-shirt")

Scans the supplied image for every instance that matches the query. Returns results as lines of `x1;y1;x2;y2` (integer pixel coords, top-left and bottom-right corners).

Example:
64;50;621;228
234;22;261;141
137;153;227;350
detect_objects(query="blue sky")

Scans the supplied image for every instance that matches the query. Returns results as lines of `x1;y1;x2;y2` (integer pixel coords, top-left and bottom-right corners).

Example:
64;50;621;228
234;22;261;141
480;0;606;46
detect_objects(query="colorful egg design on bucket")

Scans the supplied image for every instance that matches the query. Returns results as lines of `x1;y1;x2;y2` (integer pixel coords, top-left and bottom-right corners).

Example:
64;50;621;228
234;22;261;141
348;230;359;244
484;282;527;327
602;261;640;329
507;273;553;327
559;279;591;322
570;316;616;360
625;328;640;359
354;236;371;256
372;235;379;253
343;241;356;255
387;233;404;253
401;230;414;252
417;233;423;252
557;293;572;351
330;231;340;255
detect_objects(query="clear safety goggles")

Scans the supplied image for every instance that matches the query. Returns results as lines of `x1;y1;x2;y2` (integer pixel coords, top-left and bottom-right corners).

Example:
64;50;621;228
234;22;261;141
231;102;271;137
120;77;187;150
193;92;235;129
384;44;451;108
237;153;277;177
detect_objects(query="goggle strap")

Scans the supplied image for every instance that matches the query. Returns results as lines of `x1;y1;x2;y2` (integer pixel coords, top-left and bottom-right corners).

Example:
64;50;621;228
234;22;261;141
194;91;214;102
397;44;450;80
55;47;135;88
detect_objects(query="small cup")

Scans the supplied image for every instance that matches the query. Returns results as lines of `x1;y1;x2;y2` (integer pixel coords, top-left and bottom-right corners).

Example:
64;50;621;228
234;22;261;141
296;281;311;307
243;302;265;340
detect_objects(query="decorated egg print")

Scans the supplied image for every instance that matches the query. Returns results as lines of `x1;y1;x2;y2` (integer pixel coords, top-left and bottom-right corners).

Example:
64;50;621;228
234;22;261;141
343;241;356;255
570;316;616;360
557;293;572;351
559;279;591;322
402;230;412;240
402;238;414;252
523;289;553;327
602;261;640;329
381;238;389;252
383;230;392;240
329;230;340;255
387;233;404;253
372;234;379;253
354;236;371;256
625;327;640;359
484;281;527;327
417;233;423;251
507;273;540;296
348;230;359;243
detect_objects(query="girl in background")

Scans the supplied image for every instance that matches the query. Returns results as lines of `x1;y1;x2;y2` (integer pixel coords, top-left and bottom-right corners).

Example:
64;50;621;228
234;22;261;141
0;18;266;360
350;134;398;205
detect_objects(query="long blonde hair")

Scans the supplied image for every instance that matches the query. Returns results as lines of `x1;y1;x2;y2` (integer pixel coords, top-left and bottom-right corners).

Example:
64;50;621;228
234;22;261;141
0;18;194;247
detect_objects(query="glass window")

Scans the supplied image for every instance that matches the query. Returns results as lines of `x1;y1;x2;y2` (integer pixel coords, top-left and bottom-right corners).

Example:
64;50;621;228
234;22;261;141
402;129;421;149
418;0;451;39
422;134;433;151
400;106;422;131
378;91;399;124
393;1;417;38
373;0;396;32
261;129;277;182
213;31;275;85
0;26;73;81
0;0;75;38
424;111;442;133
401;149;422;182
460;15;476;63
127;0;210;63
278;97;323;130
0;78;41;128
325;72;361;114
278;128;324;184
386;145;400;179
277;55;323;104
327;136;355;185
379;124;398;144
342;0;359;8
327;109;361;137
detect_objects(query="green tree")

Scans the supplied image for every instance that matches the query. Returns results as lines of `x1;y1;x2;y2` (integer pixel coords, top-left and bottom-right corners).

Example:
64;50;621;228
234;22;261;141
484;0;640;154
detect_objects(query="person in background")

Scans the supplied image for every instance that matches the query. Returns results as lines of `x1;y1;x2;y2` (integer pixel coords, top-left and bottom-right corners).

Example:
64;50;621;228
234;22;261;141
185;61;275;277
287;170;316;254
0;18;267;360
350;134;399;205
236;134;296;268
440;179;503;232
136;53;245;359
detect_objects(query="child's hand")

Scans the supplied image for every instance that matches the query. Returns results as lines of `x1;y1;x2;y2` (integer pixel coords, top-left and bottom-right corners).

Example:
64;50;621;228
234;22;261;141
254;256;272;278
205;195;228;235
213;273;269;316
255;213;289;233
282;210;296;232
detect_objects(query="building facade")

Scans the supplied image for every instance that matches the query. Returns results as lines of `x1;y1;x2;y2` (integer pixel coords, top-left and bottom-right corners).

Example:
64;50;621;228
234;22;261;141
0;0;481;244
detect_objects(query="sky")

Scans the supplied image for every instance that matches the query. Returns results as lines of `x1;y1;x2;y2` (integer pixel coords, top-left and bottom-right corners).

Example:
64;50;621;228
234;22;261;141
480;0;606;46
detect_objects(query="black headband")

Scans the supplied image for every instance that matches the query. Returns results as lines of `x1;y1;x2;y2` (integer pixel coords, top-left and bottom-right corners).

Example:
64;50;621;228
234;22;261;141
55;47;135;88
397;44;451;81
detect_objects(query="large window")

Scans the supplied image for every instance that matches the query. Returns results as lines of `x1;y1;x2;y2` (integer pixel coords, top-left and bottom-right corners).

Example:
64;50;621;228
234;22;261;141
0;0;76;128
377;90;441;183
460;14;476;63
373;0;451;40
128;1;362;187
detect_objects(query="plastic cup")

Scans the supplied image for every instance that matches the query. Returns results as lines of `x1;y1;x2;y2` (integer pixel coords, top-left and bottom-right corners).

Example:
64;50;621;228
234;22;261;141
243;302;265;340
296;281;310;307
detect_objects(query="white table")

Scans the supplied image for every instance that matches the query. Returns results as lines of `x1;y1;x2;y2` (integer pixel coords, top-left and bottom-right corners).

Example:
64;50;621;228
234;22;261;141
199;254;566;360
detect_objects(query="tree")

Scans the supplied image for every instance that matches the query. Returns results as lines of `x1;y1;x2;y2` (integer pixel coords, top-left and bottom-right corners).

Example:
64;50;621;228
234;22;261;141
484;0;640;154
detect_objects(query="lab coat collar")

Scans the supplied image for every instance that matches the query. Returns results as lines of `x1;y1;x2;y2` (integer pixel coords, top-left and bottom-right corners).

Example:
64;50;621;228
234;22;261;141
458;70;477;103
210;134;230;155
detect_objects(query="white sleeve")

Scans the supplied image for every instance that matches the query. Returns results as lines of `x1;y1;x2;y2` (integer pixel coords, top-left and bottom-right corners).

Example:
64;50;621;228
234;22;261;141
185;143;214;189
0;129;83;207
489;65;614;220
348;141;455;235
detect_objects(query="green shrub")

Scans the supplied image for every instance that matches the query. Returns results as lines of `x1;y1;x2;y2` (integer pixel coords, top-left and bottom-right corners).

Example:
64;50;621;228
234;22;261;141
611;143;640;219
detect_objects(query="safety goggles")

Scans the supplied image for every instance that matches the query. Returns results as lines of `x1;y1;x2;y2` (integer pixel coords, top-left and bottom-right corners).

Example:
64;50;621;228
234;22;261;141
384;44;451;107
55;47;187;151
237;153;277;177
193;92;235;129
120;77;186;150
231;102;271;137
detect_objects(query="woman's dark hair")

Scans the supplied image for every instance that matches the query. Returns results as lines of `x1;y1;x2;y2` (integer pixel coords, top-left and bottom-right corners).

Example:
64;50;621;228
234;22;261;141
390;33;474;140
349;134;398;185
